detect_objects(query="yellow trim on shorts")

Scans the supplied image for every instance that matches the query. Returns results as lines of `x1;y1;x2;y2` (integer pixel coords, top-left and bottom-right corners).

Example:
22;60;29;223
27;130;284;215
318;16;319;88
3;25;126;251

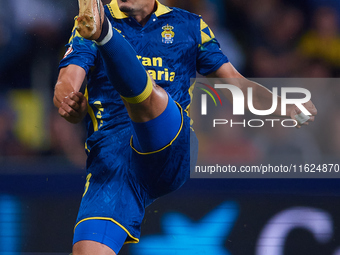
130;102;184;155
74;217;139;244
121;74;153;104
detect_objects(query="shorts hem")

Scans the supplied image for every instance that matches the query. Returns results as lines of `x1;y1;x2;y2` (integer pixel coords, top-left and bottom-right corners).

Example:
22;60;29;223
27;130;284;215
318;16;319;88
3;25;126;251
129;101;184;155
74;217;139;244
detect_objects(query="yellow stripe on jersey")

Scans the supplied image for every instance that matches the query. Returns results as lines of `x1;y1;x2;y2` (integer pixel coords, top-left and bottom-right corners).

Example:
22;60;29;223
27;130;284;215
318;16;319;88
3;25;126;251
108;0;171;19
185;80;196;118
68;17;82;43
84;87;99;132
82;173;92;197
200;18;215;46
121;73;153;104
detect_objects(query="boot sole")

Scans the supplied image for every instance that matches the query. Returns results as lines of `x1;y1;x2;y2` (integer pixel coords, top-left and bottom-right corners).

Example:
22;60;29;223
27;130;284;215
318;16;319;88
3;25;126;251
77;0;102;39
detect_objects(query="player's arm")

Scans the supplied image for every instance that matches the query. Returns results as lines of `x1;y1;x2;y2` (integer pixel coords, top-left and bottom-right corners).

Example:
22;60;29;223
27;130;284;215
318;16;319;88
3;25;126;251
53;64;88;124
54;15;97;124
208;62;317;128
195;15;316;128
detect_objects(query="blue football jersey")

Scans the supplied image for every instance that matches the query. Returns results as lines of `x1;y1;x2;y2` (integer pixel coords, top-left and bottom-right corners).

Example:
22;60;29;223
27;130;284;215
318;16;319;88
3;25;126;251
59;0;229;152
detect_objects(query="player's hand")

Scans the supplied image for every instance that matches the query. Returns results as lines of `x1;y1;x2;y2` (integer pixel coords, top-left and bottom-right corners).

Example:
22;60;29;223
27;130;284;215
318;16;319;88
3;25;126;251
58;91;88;124
290;101;317;129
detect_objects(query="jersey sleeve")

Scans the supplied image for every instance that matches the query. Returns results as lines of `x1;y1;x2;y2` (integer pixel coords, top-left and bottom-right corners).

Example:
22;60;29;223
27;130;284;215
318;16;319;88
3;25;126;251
196;17;229;76
59;18;98;73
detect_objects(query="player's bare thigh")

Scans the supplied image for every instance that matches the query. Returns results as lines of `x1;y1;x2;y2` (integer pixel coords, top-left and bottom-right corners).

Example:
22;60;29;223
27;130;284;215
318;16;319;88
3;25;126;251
73;240;116;255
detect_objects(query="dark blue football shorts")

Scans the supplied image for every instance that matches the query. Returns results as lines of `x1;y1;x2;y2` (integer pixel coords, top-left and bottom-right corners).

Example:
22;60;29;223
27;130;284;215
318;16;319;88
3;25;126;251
73;102;198;252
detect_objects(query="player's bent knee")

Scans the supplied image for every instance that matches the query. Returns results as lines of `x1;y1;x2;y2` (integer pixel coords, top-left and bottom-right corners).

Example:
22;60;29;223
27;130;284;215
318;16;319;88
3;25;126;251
131;94;182;153
122;77;170;123
121;73;153;104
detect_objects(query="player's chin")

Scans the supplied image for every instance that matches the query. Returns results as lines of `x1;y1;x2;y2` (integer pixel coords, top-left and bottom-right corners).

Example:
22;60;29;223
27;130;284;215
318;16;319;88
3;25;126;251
119;6;134;13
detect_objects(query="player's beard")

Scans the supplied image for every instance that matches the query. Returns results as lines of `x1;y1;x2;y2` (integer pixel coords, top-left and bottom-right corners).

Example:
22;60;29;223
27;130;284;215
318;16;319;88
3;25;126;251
119;6;133;13
118;0;134;13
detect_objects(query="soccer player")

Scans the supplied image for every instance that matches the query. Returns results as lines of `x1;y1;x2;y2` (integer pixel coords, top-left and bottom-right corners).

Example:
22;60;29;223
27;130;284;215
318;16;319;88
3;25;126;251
53;0;317;254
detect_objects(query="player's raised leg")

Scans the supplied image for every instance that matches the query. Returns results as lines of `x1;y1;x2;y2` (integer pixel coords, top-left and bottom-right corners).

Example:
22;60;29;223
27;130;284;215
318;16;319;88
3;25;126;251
76;0;168;122
76;0;181;153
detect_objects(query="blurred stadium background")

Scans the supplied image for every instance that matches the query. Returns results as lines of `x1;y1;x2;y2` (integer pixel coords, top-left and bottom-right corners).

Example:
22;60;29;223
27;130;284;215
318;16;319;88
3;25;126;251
0;0;340;254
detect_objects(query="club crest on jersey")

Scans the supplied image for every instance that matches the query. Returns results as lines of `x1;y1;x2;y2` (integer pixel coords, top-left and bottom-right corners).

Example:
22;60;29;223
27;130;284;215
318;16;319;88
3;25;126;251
63;45;73;59
161;24;175;44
